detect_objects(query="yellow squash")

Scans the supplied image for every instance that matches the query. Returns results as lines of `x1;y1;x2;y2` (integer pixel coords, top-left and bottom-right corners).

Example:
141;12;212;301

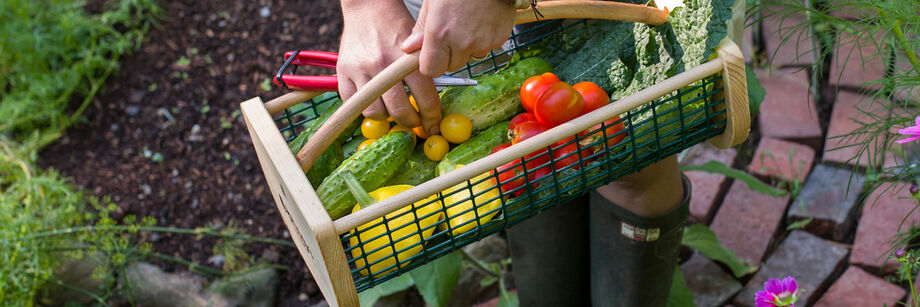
349;185;443;277
442;165;502;236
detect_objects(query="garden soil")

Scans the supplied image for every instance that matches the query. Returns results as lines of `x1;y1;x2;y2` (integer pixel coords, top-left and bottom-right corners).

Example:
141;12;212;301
37;0;379;305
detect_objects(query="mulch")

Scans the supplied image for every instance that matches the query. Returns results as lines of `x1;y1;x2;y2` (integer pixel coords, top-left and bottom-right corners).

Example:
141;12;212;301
40;0;346;304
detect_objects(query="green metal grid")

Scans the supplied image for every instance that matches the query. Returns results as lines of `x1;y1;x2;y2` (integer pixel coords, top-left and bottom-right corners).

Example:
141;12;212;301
272;19;728;292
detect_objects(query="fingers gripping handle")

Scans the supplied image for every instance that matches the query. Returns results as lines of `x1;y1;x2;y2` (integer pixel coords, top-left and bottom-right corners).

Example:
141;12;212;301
296;52;420;172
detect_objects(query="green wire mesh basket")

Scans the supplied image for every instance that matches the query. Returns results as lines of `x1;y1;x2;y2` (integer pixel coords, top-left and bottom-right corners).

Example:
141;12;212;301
241;2;749;305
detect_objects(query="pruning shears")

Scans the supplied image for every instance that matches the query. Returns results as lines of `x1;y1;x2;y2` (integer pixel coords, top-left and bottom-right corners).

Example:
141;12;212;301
274;50;477;91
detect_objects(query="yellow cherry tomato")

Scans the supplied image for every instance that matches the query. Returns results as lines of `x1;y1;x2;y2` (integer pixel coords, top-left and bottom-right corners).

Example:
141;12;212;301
423;135;449;161
358;138;376;151
389;124;413;133
361;118;389;139
440;114;472;144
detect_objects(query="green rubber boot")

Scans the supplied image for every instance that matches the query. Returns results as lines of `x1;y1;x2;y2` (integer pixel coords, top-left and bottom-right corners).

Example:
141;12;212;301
589;175;691;307
507;196;591;307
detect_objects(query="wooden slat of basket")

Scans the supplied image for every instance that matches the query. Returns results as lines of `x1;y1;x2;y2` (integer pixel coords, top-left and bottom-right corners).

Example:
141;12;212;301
707;39;749;149
241;98;358;307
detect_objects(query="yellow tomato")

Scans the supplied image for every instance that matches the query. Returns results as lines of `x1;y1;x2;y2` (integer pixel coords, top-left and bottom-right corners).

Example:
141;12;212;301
423;135;449;161
349;185;444;277
442;165;501;236
361;118;389;139
440;114;472;144
358;138;376;151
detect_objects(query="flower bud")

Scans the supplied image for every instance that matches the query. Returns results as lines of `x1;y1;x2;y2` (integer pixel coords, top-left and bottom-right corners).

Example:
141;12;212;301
911;184;919;195
896;248;906;258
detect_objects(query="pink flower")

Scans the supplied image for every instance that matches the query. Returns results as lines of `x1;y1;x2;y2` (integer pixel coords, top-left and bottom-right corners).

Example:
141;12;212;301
754;276;800;307
896;116;920;144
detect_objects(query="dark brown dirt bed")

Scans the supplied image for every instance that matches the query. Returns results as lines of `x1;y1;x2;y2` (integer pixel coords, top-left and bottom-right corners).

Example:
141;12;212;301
40;0;345;304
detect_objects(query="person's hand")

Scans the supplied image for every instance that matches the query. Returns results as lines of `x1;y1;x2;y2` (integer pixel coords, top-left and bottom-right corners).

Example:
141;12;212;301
400;0;516;77
337;0;441;135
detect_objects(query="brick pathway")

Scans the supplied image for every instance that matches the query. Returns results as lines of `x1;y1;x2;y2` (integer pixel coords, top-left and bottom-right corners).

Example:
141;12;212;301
673;8;919;306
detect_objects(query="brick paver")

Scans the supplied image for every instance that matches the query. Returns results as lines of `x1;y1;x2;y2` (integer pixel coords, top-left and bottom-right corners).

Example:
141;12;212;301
734;231;848;307
829;39;886;90
786;164;864;241
851;182;920;272
813;266;906;307
755;69;822;145
710;180;791;266
680;253;742;307
748;137;815;183
823;91;888;168
681;144;737;224
761;6;813;67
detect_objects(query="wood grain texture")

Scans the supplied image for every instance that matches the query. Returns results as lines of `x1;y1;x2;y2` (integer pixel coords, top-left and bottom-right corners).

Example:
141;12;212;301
264;90;323;115
334;59;724;234
708;39;750;149
516;0;669;25
241;98;358;307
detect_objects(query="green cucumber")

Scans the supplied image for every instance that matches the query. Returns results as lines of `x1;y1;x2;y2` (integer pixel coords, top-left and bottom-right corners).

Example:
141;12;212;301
316;131;416;219
289;99;362;187
446;57;553;131
437;121;510;176
385;145;438;186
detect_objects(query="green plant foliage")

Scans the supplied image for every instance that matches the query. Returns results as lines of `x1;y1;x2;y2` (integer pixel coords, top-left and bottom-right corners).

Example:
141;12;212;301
357;274;415;306
667;267;695;307
0;0;159;304
496;289;520;307
409;251;463;307
681;161;788;196
746;64;766;116
681;224;758;277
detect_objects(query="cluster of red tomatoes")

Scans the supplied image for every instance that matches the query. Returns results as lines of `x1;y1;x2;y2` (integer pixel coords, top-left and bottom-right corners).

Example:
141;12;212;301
491;73;627;197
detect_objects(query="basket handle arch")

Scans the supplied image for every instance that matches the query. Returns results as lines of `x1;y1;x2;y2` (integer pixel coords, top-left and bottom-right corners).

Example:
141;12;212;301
279;0;670;172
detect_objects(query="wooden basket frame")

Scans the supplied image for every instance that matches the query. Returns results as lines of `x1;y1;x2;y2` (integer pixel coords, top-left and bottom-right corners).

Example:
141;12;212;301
241;1;749;305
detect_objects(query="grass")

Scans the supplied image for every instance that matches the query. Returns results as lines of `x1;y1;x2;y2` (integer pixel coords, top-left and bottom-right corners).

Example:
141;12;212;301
0;0;160;304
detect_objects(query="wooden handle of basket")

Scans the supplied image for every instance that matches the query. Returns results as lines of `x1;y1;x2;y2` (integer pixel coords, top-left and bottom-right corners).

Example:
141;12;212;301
293;1;670;173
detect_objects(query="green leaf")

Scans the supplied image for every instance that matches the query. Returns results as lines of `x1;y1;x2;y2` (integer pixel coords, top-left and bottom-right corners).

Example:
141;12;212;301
682;224;757;277
410;251;463;307
357;274;415;307
260;78;272;92
680;161;787;197
496;288;520;307
745;64;765;116
667;267;695;307
175;56;190;67
786;218;813;230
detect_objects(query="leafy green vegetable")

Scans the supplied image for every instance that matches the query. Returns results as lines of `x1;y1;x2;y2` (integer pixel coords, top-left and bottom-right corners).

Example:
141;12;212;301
681;224;758;277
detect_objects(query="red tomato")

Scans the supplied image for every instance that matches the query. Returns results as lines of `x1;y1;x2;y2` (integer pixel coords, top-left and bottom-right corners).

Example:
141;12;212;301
490;143;512;155
534;82;584;127
550;136;592;171
509;113;537;131
492;161;526;196
579;117;627;149
573;81;609;115
511;121;549;145
520;73;560;113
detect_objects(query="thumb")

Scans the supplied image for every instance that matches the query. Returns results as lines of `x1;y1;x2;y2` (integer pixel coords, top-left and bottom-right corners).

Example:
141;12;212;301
401;0;428;53
400;30;423;53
